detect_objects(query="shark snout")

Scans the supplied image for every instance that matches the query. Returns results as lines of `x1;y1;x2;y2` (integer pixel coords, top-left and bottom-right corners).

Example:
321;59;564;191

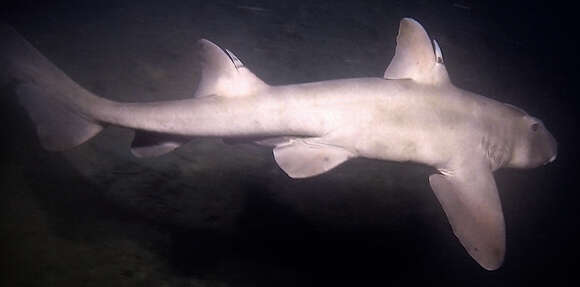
546;153;557;165
544;134;558;165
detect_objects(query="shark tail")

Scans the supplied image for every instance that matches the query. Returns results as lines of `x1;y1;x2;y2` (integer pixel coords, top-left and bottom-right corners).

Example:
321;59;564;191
1;24;104;151
0;27;268;155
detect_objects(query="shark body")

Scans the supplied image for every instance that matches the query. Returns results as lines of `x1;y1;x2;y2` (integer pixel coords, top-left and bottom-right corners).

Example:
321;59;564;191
0;18;557;270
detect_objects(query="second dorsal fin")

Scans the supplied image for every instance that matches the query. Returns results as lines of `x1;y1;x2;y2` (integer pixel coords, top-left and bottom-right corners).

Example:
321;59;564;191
194;39;268;98
384;18;449;85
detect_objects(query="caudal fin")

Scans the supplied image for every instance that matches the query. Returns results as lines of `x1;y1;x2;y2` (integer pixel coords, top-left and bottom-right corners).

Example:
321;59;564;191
0;24;103;151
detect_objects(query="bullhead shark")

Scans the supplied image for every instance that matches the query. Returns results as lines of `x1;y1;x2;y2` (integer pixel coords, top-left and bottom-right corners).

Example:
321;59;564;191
0;18;557;270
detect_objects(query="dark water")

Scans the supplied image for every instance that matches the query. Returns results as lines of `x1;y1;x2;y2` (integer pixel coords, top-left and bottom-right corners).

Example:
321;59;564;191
1;1;578;286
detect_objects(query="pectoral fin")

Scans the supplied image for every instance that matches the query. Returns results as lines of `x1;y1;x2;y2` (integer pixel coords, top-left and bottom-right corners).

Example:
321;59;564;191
273;138;353;178
429;158;505;270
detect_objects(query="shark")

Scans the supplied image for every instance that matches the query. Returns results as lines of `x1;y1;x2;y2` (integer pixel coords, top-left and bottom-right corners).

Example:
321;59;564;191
0;18;557;270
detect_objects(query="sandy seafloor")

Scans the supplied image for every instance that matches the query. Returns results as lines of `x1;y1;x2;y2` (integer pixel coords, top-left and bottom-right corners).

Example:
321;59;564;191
1;1;578;286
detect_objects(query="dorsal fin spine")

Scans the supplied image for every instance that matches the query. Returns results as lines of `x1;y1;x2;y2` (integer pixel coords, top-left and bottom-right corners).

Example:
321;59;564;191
195;39;268;98
433;39;444;64
384;18;449;85
225;49;244;69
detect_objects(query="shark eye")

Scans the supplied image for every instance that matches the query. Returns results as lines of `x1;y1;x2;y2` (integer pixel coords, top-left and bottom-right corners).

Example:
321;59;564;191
531;122;540;132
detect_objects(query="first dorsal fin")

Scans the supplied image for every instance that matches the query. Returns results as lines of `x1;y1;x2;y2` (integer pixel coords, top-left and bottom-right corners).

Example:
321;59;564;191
194;39;268;98
384;18;449;85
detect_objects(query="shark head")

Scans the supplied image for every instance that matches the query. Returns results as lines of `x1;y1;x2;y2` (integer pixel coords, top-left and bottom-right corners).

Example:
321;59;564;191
508;108;558;168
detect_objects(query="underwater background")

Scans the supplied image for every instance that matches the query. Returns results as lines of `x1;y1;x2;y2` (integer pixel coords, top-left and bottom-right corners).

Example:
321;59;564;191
1;0;578;286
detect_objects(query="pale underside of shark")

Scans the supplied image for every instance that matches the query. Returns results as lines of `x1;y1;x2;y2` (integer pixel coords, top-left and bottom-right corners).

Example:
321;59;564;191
0;18;557;270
